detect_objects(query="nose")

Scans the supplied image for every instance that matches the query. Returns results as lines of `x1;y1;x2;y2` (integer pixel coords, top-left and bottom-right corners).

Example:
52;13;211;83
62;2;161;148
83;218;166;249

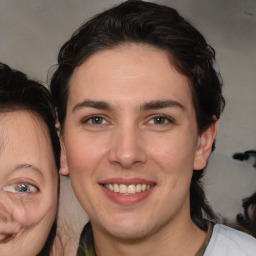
108;125;147;169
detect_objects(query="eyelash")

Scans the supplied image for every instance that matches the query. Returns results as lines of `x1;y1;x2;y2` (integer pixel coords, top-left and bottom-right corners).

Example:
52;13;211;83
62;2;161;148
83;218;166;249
80;114;174;127
81;115;108;125
147;115;174;125
2;183;39;194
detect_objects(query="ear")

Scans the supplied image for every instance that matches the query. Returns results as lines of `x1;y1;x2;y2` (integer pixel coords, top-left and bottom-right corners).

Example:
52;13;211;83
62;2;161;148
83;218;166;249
59;137;70;176
193;121;217;170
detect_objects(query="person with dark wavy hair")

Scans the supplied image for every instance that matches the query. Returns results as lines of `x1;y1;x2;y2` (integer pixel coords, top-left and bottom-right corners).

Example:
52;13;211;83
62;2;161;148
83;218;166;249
50;1;256;255
0;63;60;256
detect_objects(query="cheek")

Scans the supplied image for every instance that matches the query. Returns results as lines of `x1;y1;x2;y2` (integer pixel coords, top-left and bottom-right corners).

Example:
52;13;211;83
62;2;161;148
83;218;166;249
14;197;56;227
148;134;196;171
147;134;196;199
65;136;108;174
0;192;57;245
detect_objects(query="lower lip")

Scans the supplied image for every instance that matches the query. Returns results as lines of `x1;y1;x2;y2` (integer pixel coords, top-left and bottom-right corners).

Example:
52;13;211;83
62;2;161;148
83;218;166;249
101;185;154;205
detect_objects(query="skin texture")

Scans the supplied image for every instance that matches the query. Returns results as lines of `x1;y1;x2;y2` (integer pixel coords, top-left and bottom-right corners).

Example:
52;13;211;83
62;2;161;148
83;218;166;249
0;111;58;256
60;44;217;256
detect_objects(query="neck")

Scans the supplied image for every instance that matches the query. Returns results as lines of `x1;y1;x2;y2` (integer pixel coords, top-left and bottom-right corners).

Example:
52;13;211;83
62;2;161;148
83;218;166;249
92;216;206;256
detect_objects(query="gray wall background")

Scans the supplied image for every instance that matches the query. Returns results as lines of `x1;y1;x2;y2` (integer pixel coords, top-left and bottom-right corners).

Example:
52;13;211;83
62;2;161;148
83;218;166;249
1;0;255;222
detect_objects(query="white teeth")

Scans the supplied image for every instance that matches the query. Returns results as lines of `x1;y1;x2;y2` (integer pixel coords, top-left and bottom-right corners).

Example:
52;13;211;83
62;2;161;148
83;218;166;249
114;184;119;193
127;184;136;194
105;183;152;194
136;184;142;192
120;184;127;194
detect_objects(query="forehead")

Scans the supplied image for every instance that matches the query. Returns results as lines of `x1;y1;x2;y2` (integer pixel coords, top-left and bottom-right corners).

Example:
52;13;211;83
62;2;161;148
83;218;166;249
68;44;193;111
0;110;55;173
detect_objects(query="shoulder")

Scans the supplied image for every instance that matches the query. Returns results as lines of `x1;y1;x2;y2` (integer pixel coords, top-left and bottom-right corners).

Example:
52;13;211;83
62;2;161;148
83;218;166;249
205;224;256;256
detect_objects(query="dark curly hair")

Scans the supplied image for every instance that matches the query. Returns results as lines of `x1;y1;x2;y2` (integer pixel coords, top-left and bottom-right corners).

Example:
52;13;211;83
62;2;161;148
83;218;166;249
50;0;225;229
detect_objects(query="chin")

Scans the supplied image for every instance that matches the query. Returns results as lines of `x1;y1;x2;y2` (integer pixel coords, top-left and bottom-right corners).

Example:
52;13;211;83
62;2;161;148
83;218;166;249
104;219;154;240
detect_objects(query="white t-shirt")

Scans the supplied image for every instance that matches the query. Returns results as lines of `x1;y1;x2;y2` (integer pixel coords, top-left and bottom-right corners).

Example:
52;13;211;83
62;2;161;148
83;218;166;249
205;224;256;255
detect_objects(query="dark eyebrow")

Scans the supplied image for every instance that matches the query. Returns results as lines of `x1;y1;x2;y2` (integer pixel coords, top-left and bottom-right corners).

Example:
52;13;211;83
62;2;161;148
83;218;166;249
140;100;185;111
72;100;112;112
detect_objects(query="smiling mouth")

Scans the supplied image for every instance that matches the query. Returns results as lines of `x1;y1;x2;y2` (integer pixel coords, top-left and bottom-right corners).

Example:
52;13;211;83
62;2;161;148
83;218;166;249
103;183;154;195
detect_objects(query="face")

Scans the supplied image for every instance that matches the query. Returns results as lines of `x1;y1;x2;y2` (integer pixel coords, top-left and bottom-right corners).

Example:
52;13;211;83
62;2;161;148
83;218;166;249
0;111;58;256
61;44;216;240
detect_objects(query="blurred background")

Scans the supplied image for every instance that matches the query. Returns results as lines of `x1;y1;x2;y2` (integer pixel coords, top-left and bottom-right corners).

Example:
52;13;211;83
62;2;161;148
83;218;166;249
1;0;255;224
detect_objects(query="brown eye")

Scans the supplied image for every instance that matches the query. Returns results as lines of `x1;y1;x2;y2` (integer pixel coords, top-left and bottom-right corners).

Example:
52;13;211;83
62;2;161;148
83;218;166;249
153;116;167;124
90;116;104;124
83;115;107;125
149;115;173;125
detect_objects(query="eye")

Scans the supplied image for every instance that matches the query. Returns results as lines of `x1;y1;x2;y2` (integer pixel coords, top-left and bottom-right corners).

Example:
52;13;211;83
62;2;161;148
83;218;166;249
2;183;38;193
148;115;173;125
82;115;108;125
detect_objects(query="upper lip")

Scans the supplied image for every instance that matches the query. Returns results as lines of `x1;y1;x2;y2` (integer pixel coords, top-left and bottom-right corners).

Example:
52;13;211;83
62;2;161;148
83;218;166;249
98;178;156;185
